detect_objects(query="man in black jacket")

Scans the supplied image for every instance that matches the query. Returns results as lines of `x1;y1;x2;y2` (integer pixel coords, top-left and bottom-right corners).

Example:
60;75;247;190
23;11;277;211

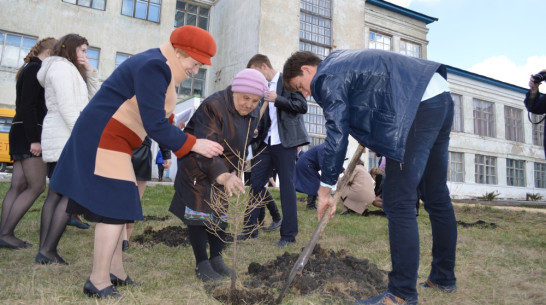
243;54;309;247
524;70;546;157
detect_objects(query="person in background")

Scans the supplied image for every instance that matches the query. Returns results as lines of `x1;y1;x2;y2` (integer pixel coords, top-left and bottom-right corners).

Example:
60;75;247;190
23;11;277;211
0;37;57;250
524;69;546;157
35;34;99;264
156;146;166;182
339;160;376;216
294;143;325;210
243;54;309;246
48;26;222;299
169;68;267;282
283;50;457;304
369;167;385;210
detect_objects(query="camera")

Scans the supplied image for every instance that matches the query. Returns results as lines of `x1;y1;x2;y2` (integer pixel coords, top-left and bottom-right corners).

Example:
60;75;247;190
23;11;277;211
532;71;546;84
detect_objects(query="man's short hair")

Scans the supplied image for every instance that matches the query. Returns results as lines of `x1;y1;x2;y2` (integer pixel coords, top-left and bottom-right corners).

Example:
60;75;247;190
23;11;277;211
246;54;273;69
282;51;322;91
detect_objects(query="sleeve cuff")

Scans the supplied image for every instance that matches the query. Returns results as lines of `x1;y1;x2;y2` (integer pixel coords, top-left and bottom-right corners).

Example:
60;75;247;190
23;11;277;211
320;181;335;189
168;113;175;125
173;133;196;158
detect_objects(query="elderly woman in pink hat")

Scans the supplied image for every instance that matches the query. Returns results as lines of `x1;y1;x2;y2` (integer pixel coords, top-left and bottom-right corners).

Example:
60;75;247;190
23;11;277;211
169;68;268;282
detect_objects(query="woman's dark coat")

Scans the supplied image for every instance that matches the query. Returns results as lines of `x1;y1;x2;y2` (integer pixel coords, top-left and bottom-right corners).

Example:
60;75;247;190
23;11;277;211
169;86;259;225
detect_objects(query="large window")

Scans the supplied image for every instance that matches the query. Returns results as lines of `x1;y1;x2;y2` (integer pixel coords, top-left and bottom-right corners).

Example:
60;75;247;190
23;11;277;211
63;0;106;10
0;31;36;68
174;1;210;30
177;68;206;97
534;162;546;188
451;93;463;132
448;152;464;182
506;159;525;187
304;102;326;138
115;52;131;68
122;0;161;22
531;113;544;146
473;99;495;137
504;106;524;142
299;0;331;59
400;40;421;58
369;31;391;51
87;47;100;70
475;154;497;184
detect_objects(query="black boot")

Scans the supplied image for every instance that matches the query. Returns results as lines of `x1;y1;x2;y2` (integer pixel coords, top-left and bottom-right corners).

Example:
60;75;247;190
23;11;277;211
306;195;317;210
210;256;233;277
195;260;223;282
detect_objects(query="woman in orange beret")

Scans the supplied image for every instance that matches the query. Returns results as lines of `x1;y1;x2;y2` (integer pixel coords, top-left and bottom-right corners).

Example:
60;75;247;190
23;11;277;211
48;26;222;299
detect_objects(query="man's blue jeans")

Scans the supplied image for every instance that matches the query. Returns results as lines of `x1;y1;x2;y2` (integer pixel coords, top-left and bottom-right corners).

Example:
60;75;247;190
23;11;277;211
383;92;457;301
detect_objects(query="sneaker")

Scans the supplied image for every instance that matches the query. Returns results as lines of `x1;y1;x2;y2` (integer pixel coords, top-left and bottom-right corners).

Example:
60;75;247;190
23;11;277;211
195;260;223;282
419;279;457;293
354;291;417;305
263;219;282;232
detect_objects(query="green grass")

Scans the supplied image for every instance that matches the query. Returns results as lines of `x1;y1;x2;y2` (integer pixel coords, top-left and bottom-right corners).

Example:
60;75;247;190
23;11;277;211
0;183;545;304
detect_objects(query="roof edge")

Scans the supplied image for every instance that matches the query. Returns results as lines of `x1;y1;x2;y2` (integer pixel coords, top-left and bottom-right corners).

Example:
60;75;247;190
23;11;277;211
366;0;438;24
446;65;528;94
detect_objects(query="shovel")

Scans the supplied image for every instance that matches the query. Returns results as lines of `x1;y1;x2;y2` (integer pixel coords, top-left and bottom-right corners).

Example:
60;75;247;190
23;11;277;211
275;144;366;304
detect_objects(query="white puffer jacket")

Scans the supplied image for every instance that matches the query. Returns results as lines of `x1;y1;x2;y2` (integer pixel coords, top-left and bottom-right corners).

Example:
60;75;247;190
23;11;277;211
37;56;99;163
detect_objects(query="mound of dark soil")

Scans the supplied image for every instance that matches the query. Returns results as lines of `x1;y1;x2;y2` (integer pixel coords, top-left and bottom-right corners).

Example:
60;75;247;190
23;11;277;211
142;215;170;221
133;225;190;247
457;220;497;229
211;244;387;304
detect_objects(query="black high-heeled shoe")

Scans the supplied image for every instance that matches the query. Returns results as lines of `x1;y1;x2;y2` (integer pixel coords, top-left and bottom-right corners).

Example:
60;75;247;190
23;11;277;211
110;273;141;286
83;278;122;299
34;252;69;265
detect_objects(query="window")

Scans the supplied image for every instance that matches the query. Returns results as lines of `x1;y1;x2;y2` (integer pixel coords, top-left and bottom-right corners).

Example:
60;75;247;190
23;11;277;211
506;159;525;187
473;99;495;137
115;52;131;68
504;106;524;142
368;151;380;170
448;152;464;182
400;40;421;58
62;0;106;10
0;31;37;68
369;31;391;51
0;116;13;133
177;68;206;97
122;0;161;22
299;0;331;59
87;47;100;70
174;1;210;30
531;113;544;146
304;101;326;138
451;93;463;132
475;154;497;184
534;162;546;188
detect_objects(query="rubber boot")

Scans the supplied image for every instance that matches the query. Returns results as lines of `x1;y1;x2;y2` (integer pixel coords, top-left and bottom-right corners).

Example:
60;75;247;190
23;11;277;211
210;256;233;277
195;260;223;282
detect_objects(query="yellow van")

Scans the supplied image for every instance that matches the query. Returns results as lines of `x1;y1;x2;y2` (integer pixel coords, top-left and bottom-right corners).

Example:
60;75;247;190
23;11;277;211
0;108;16;172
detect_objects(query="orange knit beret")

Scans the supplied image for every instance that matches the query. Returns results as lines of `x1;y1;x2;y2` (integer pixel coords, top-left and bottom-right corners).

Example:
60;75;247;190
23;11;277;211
170;25;216;65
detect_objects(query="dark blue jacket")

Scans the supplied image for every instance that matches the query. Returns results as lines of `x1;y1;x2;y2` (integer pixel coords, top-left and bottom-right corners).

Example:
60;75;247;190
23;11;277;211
311;49;445;185
294;143;325;196
523;91;546;158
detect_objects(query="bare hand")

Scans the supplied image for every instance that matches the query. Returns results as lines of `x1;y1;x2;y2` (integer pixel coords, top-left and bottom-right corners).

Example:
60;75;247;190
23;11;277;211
217;173;245;197
317;185;336;220
177;121;186;129
163;159;172;170
191;139;223;158
77;54;93;72
264;90;277;103
29;142;42;156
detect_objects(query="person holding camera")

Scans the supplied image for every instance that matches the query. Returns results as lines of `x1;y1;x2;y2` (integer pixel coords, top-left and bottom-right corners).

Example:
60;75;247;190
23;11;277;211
524;70;546;157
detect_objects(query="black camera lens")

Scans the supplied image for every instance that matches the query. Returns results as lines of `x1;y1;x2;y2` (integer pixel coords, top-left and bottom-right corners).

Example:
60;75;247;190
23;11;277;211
532;71;546;84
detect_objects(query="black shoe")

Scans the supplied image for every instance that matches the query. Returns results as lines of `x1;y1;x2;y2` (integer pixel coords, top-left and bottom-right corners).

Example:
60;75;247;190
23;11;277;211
306;204;317;210
122;240;129;251
110;273;141;286
84;278;122;299
362;209;370;217
276;239;296;247
195;260;223;282
0;238;32;249
340;210;350;215
35;252;68;265
210;256;232;277
263;219;282;232
68;217;90;229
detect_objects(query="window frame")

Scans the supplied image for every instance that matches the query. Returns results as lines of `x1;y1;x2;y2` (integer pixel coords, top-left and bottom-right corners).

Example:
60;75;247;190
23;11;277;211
475;154;497;185
448;151;464;182
62;0;106;10
121;0;162;23
506;158;526;187
504;106;524;142
534;162;546;188
399;39;421;58
86;46;100;71
473;99;496;138
368;30;392;51
115;52;132;68
530;113;544;147
177;67;207;97
0;30;37;68
174;1;211;31
451;93;464;132
299;0;332;59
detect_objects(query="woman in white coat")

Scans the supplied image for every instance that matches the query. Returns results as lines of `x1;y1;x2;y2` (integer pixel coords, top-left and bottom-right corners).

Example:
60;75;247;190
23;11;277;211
35;33;99;264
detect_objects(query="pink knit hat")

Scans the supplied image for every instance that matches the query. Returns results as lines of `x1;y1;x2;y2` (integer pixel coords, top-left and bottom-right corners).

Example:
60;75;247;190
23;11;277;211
231;68;268;97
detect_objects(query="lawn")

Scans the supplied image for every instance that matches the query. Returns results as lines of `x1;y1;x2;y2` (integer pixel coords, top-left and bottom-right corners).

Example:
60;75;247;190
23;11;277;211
0;183;545;304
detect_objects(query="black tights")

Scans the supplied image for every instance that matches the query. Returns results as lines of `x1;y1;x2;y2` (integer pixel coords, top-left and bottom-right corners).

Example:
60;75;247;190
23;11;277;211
187;225;225;265
0;158;46;245
38;189;69;260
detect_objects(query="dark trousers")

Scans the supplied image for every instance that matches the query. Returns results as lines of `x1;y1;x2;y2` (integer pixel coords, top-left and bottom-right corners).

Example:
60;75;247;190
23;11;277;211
383;92;457;301
247;144;298;241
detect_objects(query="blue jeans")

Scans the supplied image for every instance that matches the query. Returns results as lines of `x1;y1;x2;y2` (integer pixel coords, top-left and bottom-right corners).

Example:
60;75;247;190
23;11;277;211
383;92;457;301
